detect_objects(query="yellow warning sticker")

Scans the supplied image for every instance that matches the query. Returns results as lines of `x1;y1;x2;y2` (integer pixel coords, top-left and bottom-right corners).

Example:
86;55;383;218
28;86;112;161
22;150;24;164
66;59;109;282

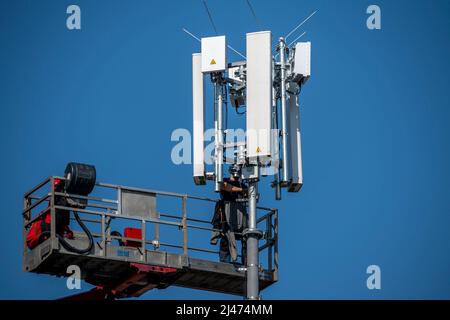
210;59;217;65
256;147;261;153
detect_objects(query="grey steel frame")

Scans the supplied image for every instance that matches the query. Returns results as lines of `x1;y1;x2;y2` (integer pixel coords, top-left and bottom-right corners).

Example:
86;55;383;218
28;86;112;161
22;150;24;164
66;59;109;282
22;176;278;297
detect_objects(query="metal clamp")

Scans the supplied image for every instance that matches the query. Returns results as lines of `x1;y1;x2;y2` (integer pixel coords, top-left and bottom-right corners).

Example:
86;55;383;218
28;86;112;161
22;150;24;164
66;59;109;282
242;228;263;240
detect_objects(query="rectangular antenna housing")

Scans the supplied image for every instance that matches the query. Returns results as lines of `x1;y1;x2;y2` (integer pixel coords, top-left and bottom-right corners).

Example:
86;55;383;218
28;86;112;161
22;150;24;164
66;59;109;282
228;66;241;84
287;88;303;192
192;53;206;185
246;31;272;162
201;36;227;73
293;42;311;82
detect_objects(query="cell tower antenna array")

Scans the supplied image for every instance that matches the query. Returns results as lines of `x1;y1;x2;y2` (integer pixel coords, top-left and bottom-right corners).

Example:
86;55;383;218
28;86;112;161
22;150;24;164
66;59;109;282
191;27;311;299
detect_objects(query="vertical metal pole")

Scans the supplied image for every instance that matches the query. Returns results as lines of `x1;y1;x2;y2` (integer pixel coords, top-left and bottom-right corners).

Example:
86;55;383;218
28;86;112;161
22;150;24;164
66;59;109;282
155;219;160;250
279;37;290;185
141;219;146;261
267;213;273;273
214;81;219;191
217;84;223;185
246;176;260;300
105;215;111;256
182;196;188;255
101;213;106;257
117;187;122;215
273;209;279;281
214;76;224;192
50;177;56;243
272;80;281;200
23;195;30;271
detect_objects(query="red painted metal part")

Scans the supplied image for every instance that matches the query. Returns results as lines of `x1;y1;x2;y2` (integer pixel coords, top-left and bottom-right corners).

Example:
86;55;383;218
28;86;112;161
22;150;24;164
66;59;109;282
123;227;142;247
60;263;179;300
130;263;177;274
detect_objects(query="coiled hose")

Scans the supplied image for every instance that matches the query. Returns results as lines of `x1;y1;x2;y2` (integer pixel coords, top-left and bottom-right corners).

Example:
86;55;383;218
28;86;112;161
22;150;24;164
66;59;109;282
57;211;94;254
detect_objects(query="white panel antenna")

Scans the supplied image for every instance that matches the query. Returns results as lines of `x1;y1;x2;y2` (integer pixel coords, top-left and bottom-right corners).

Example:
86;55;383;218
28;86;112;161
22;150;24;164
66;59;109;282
287;87;303;192
192;53;206;185
293;42;311;83
201;36;227;73
246;31;272;162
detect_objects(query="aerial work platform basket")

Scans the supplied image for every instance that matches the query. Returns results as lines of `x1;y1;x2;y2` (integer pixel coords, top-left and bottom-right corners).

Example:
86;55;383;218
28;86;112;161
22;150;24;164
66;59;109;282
22;177;278;298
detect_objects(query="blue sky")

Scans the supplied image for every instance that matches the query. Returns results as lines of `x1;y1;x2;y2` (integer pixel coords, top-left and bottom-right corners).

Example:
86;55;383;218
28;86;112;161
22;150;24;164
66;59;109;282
0;0;449;299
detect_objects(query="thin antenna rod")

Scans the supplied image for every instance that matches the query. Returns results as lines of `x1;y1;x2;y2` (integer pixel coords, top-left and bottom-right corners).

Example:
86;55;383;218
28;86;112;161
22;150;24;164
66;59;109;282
182;28;201;42
202;0;218;35
245;0;261;29
182;27;246;59
285;10;317;40
228;45;246;59
288;31;307;47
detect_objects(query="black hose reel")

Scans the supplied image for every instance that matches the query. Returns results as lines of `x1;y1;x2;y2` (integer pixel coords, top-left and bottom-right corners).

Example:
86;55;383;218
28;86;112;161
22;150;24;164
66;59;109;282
58;162;97;255
64;162;96;199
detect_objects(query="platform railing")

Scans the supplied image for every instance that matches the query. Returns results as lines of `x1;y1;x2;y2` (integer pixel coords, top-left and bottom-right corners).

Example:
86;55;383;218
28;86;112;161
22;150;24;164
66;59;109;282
23;176;278;278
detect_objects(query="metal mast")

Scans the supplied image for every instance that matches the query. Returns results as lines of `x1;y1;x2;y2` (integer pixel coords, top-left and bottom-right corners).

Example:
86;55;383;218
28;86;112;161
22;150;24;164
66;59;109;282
191;29;311;300
246;173;261;299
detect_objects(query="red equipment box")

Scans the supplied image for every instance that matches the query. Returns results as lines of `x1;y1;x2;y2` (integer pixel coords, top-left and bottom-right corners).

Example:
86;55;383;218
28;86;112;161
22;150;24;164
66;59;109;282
123;227;142;248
